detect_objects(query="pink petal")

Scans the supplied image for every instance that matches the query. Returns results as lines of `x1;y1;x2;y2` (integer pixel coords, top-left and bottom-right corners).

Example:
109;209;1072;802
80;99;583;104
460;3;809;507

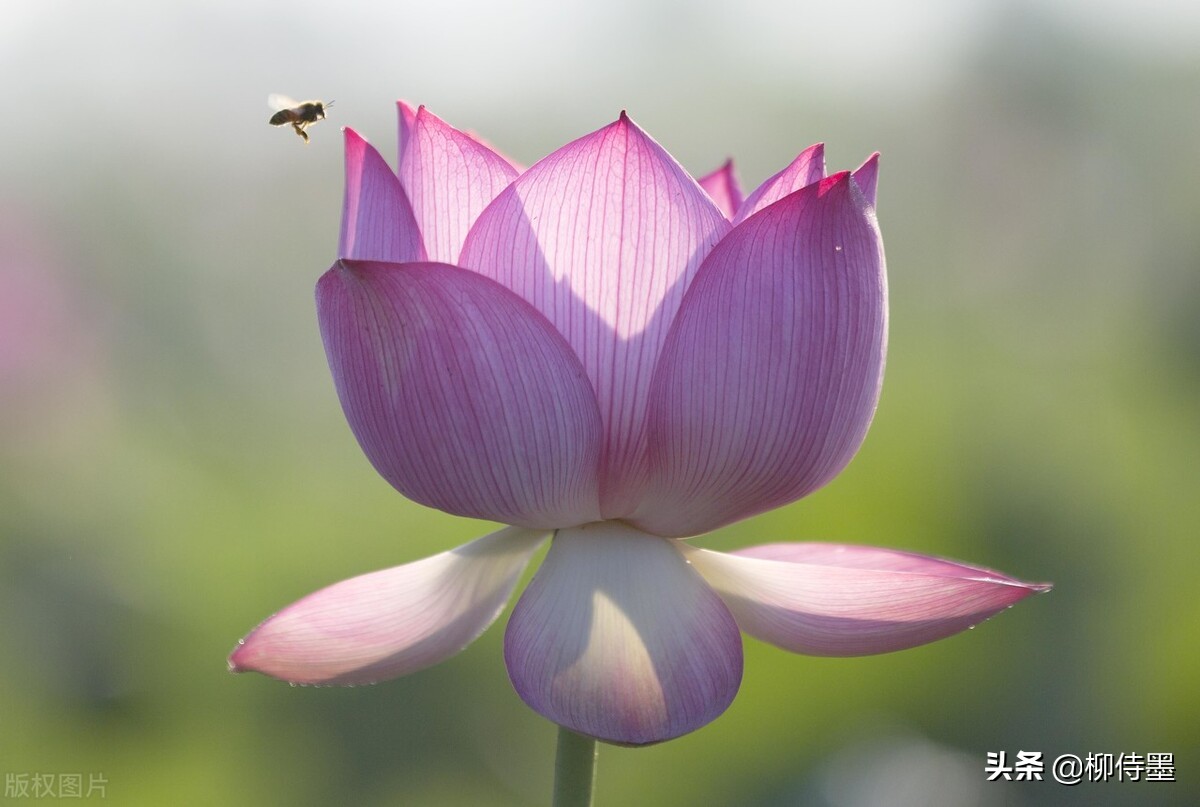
397;99;419;155
229;527;548;685
395;102;520;264
634;173;886;537
460;113;731;518
853;152;880;207
398;100;523;173
504;522;742;745
683;542;1050;656
698;159;745;220
733;143;826;224
459;128;525;173
317;260;603;528
338;128;426;263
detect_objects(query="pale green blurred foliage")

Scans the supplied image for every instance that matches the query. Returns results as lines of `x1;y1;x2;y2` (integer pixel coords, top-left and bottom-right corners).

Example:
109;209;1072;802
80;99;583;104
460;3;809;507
1;3;1197;806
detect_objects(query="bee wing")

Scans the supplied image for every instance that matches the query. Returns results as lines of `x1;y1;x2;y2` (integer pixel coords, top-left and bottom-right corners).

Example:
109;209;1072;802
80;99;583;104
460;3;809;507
267;93;300;111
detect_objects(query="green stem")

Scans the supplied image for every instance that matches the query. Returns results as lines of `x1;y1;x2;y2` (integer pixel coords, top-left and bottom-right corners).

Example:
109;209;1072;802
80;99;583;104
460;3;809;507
552;726;598;807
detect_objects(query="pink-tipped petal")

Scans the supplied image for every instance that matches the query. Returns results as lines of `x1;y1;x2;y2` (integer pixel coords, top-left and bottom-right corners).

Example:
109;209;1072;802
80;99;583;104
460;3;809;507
229;527;548;685
683;542;1050;656
698;159;745;220
338;128;426;263
733;143;826;224
504;522;742;745
853;152;880;207
399;100;523;172
397;99;419;157
461;127;525;173
395;104;520;264
634;173;886;537
317;260;603;528
460;113;731;518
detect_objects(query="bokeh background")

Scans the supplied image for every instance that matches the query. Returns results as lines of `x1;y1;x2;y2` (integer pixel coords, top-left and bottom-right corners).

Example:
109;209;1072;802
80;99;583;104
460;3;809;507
2;1;1197;805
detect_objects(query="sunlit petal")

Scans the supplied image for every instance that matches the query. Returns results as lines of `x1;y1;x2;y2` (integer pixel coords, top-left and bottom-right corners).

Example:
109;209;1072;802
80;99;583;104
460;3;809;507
338;128;426;263
395;102;519;263
853;152;880;207
504;523;742;745
230;527;548;685
460;113;731;517
733;143;826;224
698;159;744;220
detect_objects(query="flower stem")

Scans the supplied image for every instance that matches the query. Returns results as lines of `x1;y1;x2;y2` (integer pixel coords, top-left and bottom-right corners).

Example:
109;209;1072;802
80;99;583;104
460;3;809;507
553;726;598;807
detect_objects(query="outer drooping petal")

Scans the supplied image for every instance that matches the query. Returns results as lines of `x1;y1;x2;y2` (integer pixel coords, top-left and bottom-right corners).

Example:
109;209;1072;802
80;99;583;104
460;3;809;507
733;143;826;224
504;522;743;745
317;260;603;528
682;543;1051;656
338;128;426;263
395;102;520;264
633;173;886;537
229;527;548;685
698;159;744;220
460;113;731;518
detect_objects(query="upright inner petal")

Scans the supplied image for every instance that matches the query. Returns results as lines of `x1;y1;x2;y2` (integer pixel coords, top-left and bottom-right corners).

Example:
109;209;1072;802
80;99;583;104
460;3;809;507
396;104;519;264
460;115;730;517
734;143;826;224
339;128;425;263
698;159;745;221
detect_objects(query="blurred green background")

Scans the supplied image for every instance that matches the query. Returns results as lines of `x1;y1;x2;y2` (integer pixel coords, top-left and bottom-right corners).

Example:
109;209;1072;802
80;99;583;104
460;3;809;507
2;1;1197;805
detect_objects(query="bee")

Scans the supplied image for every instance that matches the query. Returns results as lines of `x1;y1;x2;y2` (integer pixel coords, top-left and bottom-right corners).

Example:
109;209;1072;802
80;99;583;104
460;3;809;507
268;94;333;143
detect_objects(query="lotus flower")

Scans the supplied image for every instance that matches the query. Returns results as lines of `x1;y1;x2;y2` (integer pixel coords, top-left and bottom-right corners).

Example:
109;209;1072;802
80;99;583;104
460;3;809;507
230;103;1048;745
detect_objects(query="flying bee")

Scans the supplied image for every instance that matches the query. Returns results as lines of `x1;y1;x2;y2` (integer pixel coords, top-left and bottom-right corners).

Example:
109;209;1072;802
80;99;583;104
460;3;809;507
268;94;333;143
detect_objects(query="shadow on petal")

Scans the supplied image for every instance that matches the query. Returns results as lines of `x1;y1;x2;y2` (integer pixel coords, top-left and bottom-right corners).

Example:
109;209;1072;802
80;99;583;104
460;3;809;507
503;523;742;745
